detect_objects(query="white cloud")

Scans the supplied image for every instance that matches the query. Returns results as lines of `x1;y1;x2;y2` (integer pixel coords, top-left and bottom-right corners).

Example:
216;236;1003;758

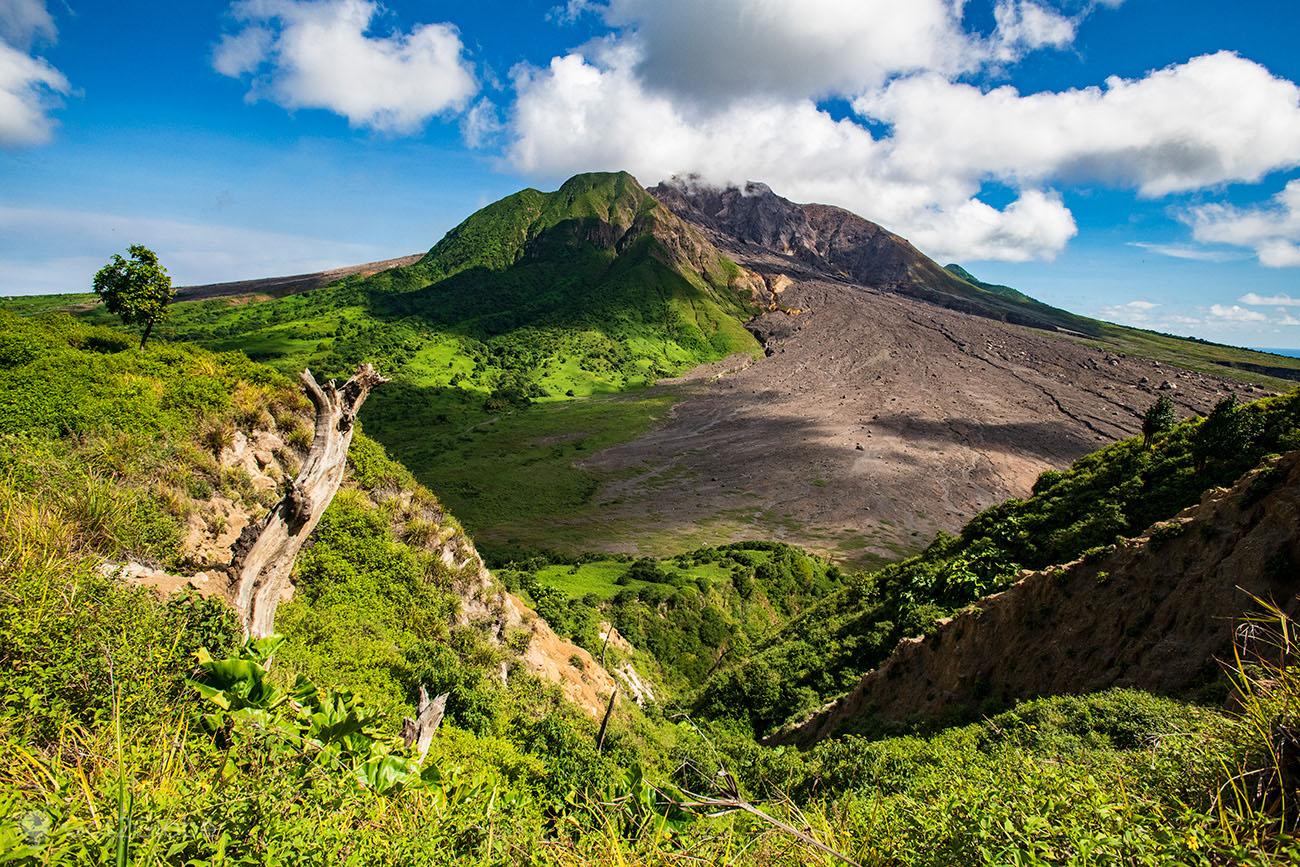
0;205;385;293
502;43;1300;263
460;97;502;149
0;0;68;148
0;0;55;49
1127;242;1244;262
1185;180;1300;268
0;39;66;146
1209;304;1269;323
1100;299;1160;324
213;26;272;77
1239;292;1300;306
216;0;477;134
595;0;979;101
856;53;1300;197
992;1;1076;60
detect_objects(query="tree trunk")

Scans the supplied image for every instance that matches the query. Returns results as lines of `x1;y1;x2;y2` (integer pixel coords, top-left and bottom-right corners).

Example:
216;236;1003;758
596;686;618;752
401;687;448;763
139;318;154;349
229;364;388;637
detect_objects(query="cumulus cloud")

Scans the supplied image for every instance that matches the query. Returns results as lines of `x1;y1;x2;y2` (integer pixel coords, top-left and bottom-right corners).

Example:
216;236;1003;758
1209;304;1269;323
1185;180;1300;268
594;0;978;102
502;36;1300;263
992;1;1077;60
1099;299;1160;325
856;53;1300;197
0;37;66;146
215;0;477;134
0;0;68;148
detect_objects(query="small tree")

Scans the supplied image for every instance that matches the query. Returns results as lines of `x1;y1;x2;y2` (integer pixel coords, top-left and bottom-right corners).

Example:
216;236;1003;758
92;244;173;348
1141;394;1176;447
1192;393;1261;473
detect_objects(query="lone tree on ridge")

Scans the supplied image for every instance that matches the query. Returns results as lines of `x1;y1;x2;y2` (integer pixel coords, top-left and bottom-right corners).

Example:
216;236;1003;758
92;244;174;348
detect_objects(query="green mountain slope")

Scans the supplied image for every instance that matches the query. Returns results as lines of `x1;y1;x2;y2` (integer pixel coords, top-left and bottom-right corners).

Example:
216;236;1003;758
14;172;763;558
161;171;760;397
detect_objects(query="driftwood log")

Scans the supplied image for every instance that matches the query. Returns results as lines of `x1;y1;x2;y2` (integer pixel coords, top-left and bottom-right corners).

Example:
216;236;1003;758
401;687;449;762
229;364;388;637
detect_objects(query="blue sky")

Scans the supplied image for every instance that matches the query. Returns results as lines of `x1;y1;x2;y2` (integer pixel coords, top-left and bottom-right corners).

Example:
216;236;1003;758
2;0;1299;350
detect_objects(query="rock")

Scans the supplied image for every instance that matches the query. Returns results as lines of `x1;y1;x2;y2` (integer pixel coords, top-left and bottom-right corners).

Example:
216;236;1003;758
1159;380;1176;390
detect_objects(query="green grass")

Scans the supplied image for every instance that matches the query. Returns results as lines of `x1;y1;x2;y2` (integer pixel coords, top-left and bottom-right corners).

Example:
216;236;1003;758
1093;321;1300;388
359;384;680;557
499;544;843;698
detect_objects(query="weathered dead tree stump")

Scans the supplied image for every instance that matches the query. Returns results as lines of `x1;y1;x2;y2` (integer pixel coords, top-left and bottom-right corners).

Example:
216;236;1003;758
401;687;449;762
229;364;388;637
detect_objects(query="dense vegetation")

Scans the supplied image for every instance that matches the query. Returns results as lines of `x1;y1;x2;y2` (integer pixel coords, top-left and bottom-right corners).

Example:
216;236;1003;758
4;173;760;557
3;312;1300;862
693;388;1300;736
498;543;842;695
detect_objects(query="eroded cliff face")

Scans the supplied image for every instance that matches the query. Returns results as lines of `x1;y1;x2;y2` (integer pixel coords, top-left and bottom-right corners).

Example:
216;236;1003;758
116;415;617;718
775;451;1300;746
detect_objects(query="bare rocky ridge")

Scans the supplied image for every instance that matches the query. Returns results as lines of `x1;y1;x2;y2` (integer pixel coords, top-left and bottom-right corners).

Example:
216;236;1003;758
649;178;1089;332
772;450;1300;746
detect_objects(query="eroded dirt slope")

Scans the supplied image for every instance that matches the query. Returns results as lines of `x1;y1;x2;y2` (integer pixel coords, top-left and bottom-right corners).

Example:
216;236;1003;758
773;450;1300;746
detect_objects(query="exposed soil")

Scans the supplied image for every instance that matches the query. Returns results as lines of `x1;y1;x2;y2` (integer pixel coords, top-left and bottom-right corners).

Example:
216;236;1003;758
581;261;1259;564
774;450;1300;745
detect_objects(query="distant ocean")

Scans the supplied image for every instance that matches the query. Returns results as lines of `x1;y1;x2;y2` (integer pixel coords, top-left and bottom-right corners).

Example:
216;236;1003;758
1255;347;1300;358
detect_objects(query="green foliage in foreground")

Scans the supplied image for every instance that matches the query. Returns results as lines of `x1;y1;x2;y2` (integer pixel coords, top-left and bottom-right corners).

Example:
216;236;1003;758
2;313;1300;863
4;530;1298;865
693;387;1300;736
498;543;844;695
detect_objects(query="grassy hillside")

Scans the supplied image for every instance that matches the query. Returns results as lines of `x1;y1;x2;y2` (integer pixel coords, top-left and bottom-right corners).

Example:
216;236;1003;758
0;173;760;556
4;313;1299;863
498;543;844;697
693;385;1300;736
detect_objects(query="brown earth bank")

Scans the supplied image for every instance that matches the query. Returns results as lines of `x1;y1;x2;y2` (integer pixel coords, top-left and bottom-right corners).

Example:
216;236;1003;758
580;265;1257;565
772;450;1300;747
